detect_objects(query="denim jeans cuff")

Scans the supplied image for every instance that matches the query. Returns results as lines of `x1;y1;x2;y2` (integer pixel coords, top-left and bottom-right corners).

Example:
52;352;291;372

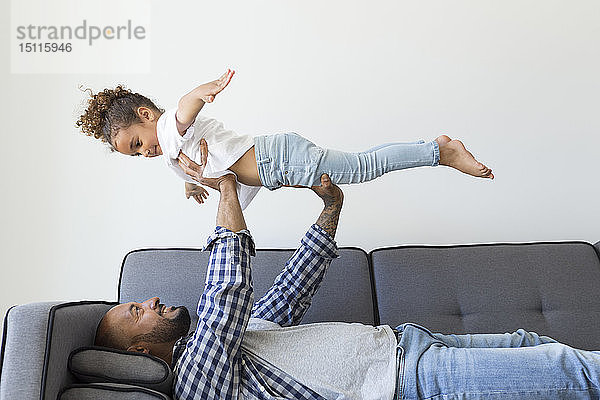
431;140;440;167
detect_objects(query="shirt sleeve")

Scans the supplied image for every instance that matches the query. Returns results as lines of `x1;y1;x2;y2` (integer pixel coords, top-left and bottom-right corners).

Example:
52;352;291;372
250;224;338;327
173;226;255;400
156;107;195;160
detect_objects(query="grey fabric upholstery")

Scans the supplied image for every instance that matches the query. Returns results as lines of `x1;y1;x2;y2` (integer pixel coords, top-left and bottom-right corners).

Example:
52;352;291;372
119;247;375;326
59;383;171;400
0;301;116;400
42;302;117;399
0;301;62;400
371;241;600;350
69;347;173;394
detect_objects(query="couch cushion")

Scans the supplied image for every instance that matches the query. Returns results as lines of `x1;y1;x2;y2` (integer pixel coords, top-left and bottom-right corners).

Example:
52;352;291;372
119;247;375;326
69;347;173;394
59;383;171;400
371;241;600;350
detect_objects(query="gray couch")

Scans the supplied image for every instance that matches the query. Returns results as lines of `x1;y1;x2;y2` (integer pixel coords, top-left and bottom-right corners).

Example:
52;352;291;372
2;240;600;399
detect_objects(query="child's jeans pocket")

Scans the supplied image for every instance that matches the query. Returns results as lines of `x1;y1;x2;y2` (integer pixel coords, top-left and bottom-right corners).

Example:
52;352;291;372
283;132;324;166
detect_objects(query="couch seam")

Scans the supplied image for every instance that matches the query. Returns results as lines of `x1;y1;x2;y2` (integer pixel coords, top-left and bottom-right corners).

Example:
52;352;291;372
367;252;380;326
369;240;595;253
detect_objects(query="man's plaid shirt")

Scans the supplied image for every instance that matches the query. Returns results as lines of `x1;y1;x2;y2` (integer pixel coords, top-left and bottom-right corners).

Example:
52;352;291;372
172;224;339;399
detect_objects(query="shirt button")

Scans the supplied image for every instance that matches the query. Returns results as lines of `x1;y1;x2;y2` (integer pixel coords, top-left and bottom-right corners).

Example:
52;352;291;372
284;171;288;174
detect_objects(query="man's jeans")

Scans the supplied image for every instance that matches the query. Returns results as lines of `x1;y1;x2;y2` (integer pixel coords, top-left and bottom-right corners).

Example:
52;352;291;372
395;323;600;399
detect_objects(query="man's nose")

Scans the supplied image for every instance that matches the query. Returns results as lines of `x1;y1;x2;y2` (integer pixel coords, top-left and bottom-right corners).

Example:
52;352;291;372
142;297;160;309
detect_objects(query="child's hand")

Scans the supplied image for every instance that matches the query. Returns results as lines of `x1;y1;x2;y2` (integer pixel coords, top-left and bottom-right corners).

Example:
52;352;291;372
198;68;235;103
185;182;209;205
176;69;235;134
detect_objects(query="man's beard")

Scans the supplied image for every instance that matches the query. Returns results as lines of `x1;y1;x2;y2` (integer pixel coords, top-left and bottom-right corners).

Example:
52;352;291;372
133;306;191;344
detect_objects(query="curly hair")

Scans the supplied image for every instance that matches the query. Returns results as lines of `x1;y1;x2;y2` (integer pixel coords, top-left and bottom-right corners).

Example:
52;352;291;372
75;85;164;150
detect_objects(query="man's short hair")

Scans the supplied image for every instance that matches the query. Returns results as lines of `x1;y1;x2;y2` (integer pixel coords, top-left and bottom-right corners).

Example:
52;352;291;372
94;313;129;350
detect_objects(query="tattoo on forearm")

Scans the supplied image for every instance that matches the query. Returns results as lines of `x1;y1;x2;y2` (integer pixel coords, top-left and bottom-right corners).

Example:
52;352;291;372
316;203;342;238
319;193;338;208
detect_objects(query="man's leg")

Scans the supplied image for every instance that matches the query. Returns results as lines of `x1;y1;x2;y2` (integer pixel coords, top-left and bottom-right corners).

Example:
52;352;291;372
416;340;600;399
431;329;558;348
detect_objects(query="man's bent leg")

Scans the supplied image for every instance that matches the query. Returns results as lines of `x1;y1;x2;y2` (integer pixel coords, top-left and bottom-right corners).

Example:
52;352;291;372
416;342;600;399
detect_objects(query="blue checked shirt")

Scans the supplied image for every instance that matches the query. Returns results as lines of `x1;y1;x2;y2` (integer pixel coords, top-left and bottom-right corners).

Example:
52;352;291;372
172;224;339;400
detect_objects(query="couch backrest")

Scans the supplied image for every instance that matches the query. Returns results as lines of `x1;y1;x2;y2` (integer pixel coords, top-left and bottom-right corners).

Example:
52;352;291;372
119;241;600;352
371;241;600;351
119;248;375;328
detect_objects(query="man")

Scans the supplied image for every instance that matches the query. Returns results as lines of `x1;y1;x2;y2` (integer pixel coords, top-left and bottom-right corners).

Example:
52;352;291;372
96;144;600;399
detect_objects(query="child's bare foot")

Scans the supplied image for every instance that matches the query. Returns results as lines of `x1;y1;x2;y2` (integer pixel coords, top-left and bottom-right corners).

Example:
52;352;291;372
438;137;494;179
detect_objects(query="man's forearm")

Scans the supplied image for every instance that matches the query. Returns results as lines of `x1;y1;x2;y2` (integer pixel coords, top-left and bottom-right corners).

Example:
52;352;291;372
216;180;247;232
251;224;338;326
315;201;342;239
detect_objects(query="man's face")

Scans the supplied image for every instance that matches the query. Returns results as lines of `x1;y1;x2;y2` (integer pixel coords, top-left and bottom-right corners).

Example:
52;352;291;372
104;297;190;347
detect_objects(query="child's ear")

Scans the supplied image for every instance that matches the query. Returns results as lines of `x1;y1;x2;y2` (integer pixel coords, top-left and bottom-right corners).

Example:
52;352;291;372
136;106;155;121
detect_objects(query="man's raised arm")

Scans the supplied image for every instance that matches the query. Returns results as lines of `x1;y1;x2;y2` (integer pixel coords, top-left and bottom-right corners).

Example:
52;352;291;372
174;144;255;399
312;175;344;239
252;174;343;326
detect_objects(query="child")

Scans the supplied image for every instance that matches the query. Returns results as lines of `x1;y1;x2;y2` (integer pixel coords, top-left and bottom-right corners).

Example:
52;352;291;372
76;69;493;209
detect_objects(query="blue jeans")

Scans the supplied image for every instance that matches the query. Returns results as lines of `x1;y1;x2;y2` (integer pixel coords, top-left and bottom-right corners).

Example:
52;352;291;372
253;133;440;190
395;323;600;399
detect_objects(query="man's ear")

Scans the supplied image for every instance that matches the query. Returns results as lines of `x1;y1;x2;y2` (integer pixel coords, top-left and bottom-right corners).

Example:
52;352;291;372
127;344;150;354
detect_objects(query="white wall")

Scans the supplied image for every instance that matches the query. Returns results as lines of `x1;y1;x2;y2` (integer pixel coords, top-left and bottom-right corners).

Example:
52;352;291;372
1;0;599;339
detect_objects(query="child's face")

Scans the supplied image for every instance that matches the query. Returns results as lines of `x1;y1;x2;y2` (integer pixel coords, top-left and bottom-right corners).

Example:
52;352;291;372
113;107;162;158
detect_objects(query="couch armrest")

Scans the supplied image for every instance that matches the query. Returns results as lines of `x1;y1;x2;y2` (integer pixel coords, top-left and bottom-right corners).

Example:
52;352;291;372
1;302;63;400
594;241;600;258
1;301;116;400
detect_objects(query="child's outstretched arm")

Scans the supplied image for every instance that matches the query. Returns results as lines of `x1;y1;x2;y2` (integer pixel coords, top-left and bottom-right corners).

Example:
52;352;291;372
175;68;235;135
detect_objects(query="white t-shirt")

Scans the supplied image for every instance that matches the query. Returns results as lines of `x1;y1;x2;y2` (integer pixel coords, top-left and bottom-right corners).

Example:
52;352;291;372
156;108;261;210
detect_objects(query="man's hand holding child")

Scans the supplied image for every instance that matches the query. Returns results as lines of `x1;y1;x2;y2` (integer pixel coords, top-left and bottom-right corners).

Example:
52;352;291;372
178;138;235;194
